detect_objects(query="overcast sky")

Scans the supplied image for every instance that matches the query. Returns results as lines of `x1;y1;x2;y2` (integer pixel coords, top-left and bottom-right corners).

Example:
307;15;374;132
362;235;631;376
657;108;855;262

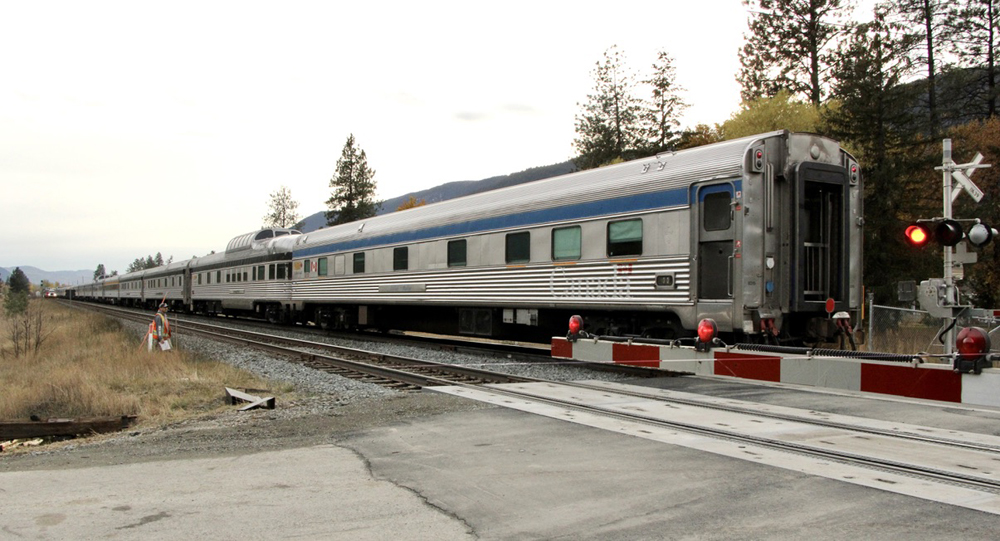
2;0;756;275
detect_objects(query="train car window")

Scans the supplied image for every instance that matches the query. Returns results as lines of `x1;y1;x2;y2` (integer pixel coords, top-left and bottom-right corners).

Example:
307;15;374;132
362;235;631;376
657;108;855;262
703;192;732;231
258;265;265;281
269;264;276;280
243;271;248;282
607;219;643;257
252;267;257;281
552;226;582;261
216;271;222;284
353;252;365;273
318;257;328;276
505;232;530;264
393;247;408;271
276;264;287;280
304;259;311;276
448;240;467;267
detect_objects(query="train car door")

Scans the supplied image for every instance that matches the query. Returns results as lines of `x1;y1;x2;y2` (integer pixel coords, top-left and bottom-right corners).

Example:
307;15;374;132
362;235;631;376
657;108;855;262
695;183;735;326
183;267;193;311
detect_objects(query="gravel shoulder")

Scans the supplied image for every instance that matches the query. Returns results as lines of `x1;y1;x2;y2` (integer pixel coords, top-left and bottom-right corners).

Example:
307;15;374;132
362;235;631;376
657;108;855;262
0;391;488;472
1;317;609;472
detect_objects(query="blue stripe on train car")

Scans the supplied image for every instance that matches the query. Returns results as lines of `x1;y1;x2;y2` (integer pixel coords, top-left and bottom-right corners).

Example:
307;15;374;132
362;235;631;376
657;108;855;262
295;182;739;259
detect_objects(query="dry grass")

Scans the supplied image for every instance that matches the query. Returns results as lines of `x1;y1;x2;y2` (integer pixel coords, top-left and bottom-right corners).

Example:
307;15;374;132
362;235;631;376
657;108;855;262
0;301;281;426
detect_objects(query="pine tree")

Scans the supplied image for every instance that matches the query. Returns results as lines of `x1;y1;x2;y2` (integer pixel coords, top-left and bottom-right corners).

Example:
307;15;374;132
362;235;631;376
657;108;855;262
825;8;933;302
7;267;30;294
891;0;948;132
325;134;381;226
93;264;106;281
573;45;643;170
738;0;853;105
263;185;301;228
641;50;687;153
944;0;1000;119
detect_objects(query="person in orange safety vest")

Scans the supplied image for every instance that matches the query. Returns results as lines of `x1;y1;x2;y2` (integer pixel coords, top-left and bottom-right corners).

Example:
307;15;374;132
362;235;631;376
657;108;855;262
149;303;172;351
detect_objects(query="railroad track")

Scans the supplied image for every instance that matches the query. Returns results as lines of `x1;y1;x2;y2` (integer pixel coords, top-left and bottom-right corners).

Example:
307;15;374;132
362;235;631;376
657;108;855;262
446;380;1000;511
67;300;1000;510
68;302;533;389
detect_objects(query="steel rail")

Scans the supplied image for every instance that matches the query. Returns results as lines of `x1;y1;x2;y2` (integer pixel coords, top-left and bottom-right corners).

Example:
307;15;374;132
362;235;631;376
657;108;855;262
67;301;531;388
564;381;1000;455
471;382;1000;494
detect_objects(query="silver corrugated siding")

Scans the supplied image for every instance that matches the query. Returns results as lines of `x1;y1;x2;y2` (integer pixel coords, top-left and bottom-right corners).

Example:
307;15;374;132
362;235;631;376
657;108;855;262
298;132;779;252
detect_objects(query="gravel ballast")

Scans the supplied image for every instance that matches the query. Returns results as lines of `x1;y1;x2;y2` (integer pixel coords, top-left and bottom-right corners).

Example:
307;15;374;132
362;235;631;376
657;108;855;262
0;316;640;471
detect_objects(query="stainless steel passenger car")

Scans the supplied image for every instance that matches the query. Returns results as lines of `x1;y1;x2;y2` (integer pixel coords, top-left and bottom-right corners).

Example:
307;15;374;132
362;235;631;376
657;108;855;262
289;131;863;342
188;228;300;321
70;228;301;318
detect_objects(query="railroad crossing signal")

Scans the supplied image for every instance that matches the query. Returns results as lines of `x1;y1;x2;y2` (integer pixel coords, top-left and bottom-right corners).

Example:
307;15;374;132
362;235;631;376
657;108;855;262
923;140;995;356
904;219;996;248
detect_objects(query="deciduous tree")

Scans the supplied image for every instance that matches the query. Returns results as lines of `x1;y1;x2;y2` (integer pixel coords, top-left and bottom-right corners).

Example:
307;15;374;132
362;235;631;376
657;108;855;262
263;185;301;228
675;124;725;150
947;118;1000;307
719;91;825;140
396;196;427;211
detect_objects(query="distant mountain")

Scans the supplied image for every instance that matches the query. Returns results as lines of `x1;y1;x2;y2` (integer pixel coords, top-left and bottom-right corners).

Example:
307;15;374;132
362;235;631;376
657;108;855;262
1;266;92;286
297;160;576;233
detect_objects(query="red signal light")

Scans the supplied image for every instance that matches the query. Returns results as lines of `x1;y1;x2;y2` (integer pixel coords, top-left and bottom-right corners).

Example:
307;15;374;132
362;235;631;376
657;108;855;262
956;327;991;361
568;315;583;335
697;318;718;344
905;223;930;247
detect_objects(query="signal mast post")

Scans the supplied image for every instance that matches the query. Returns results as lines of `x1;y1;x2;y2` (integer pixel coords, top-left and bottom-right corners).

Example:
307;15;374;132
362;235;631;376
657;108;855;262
941;140;956;353
934;139;991;355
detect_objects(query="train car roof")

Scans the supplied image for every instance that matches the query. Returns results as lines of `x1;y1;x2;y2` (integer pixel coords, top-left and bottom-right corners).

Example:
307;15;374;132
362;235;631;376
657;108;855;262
226;228;301;254
293;131;811;256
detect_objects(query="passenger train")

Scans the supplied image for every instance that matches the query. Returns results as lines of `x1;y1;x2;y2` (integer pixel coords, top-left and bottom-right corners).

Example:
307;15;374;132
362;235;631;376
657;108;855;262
67;131;864;344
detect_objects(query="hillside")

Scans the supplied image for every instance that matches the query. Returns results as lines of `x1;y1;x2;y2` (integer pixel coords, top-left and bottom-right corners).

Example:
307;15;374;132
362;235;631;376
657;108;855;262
297;160;575;232
1;266;91;287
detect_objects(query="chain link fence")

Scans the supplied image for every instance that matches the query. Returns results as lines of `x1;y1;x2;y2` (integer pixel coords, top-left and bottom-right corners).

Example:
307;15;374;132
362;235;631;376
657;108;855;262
866;303;1000;364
